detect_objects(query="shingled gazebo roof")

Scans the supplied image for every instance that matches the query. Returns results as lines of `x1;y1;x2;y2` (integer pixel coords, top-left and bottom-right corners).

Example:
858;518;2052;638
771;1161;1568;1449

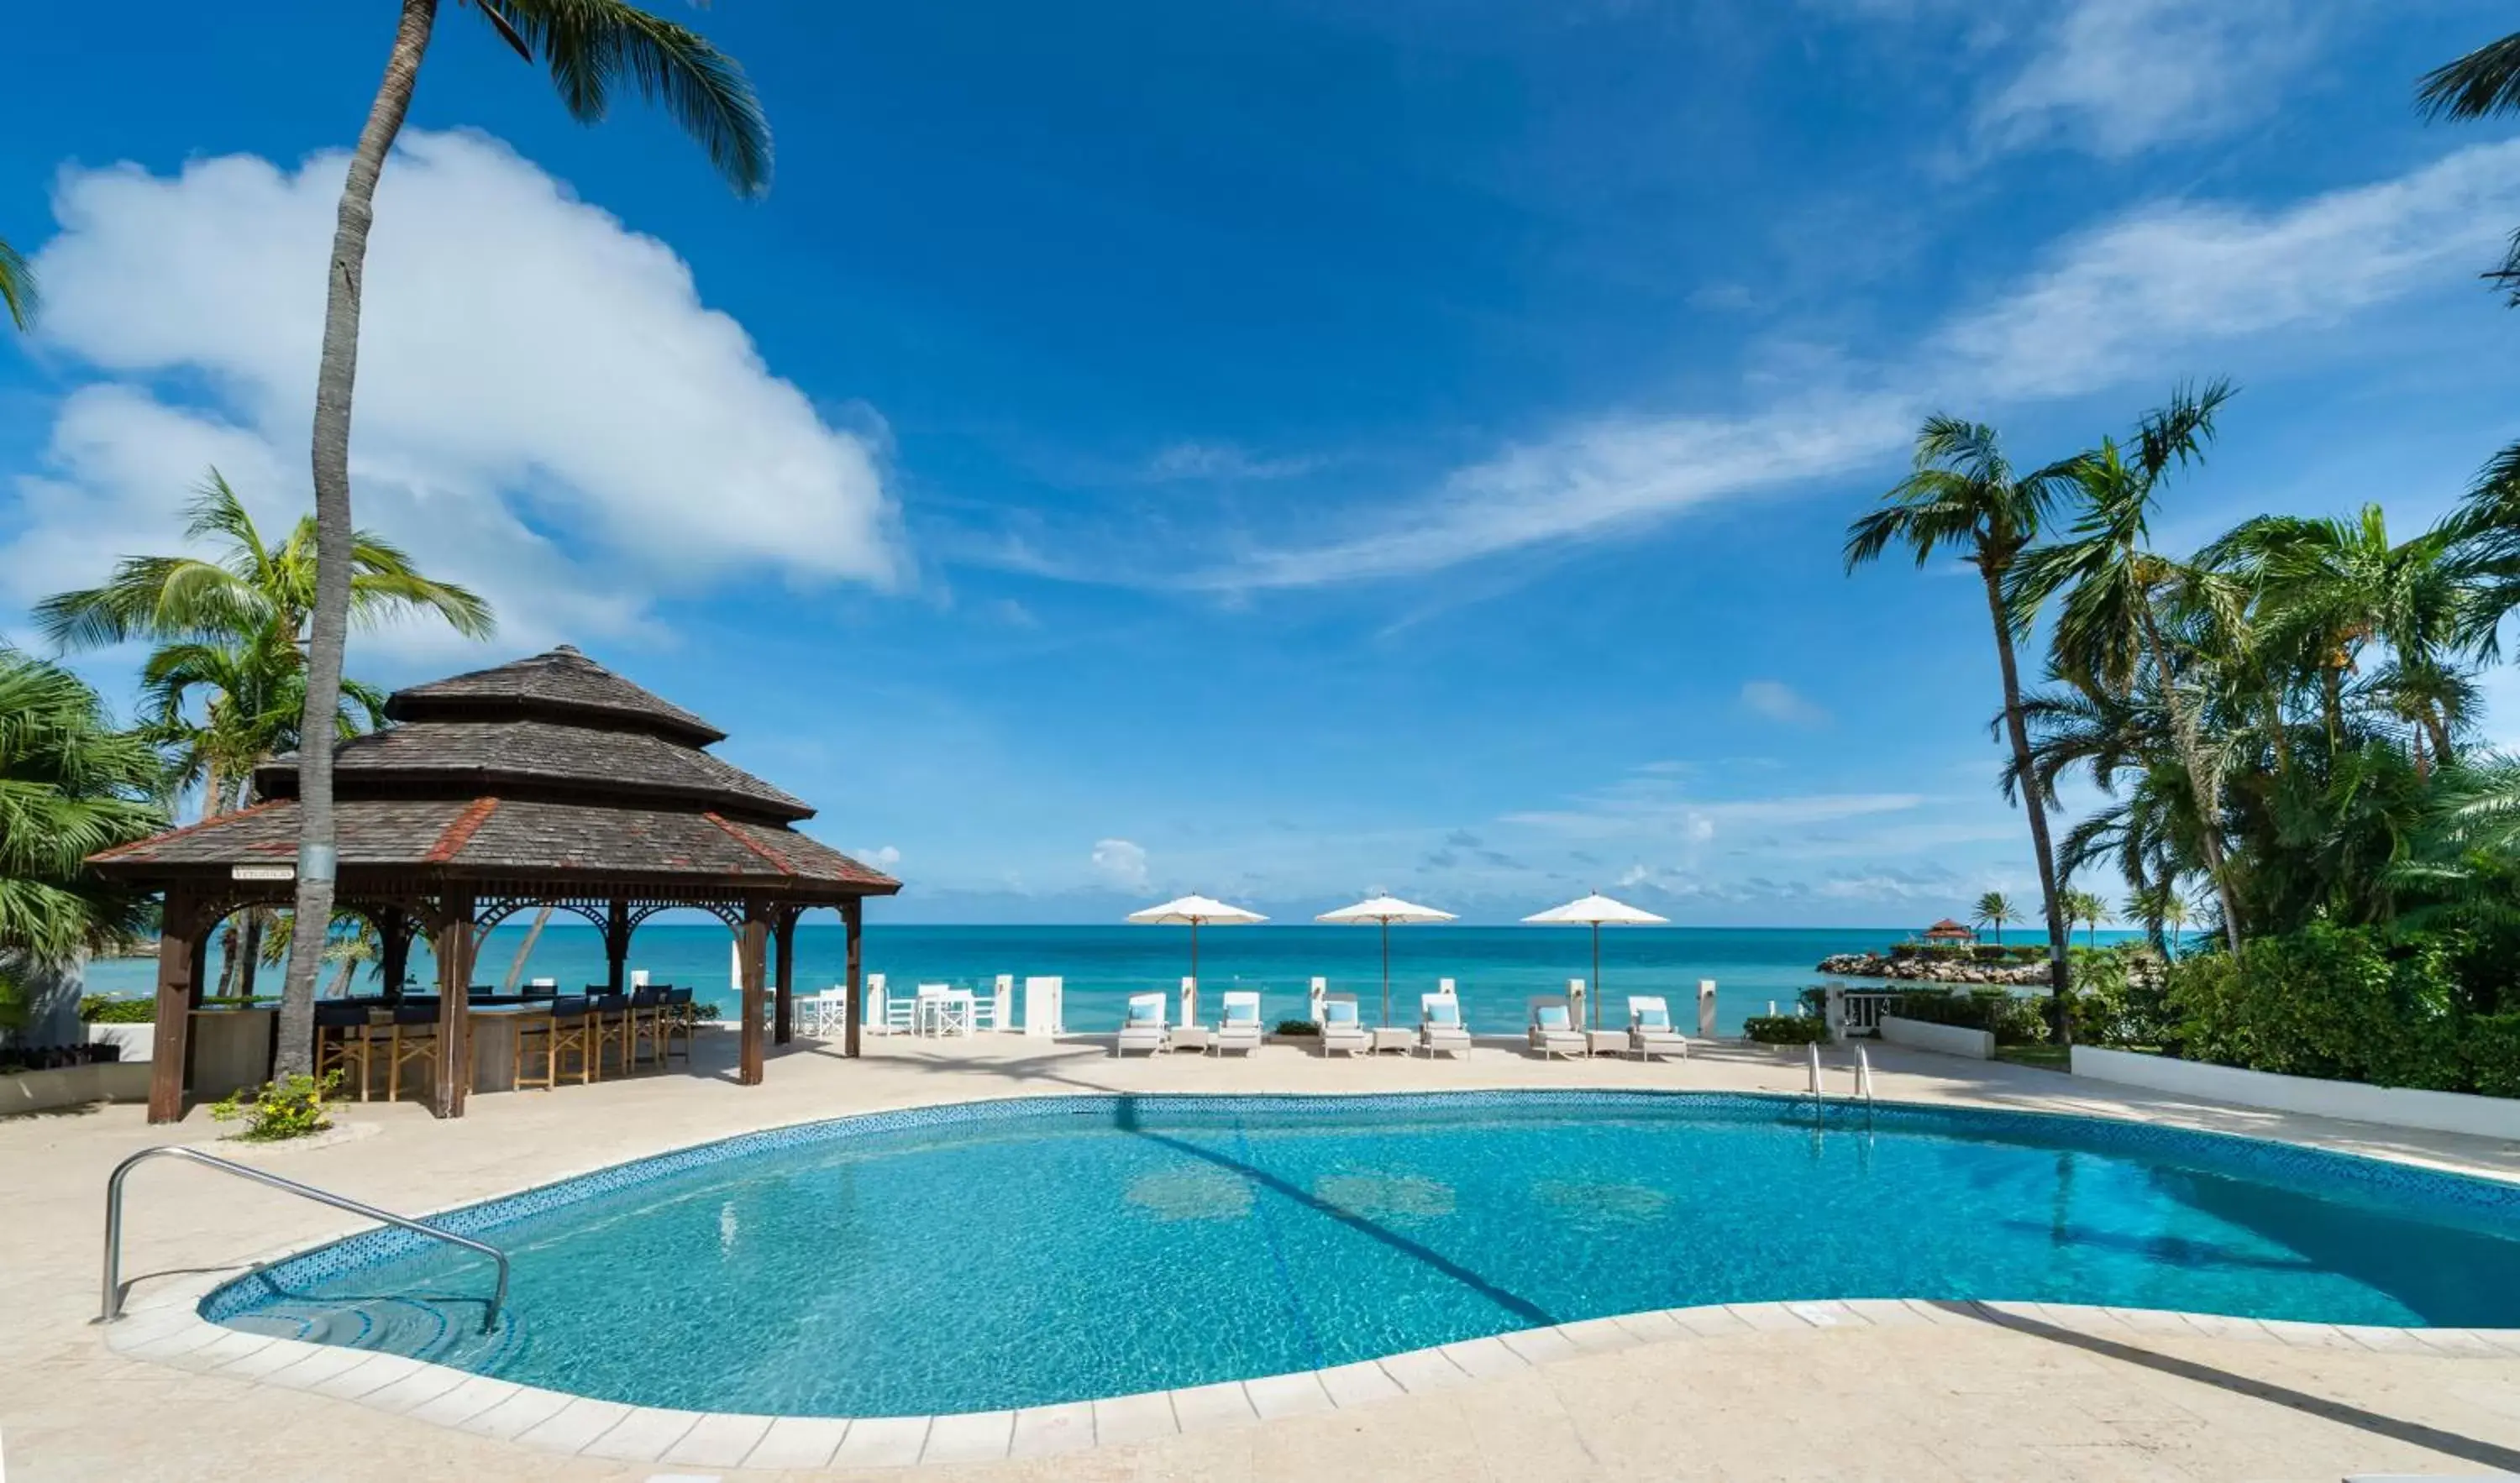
90;646;899;903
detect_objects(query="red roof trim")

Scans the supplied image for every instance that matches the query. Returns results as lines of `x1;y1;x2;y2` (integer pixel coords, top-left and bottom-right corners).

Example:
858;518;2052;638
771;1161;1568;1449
705;812;797;876
86;799;286;863
425;797;501;863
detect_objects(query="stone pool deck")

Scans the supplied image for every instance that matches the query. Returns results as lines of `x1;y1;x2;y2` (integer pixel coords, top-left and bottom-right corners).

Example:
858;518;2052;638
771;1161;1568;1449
7;1030;2520;1481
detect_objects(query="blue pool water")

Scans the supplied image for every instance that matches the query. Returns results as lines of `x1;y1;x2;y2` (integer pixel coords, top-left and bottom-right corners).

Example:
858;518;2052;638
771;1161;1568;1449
207;1093;2520;1417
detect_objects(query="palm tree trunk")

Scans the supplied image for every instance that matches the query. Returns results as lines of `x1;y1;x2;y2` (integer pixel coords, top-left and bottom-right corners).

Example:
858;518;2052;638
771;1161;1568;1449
2424;702;2454;772
1982;564;2074;1044
278;0;440;1080
2139;601;2246;958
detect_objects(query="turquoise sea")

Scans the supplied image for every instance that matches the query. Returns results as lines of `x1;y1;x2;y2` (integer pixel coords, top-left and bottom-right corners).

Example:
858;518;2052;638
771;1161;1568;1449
84;923;2129;1035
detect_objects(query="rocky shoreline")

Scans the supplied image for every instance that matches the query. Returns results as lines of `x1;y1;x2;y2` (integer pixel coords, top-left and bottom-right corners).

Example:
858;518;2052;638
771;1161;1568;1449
1815;951;2050;987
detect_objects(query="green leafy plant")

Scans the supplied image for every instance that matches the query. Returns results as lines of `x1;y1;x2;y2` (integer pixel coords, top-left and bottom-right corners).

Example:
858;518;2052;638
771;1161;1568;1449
1273;1019;1319;1036
78;995;155;1024
1745;1015;1830;1045
209;1072;343;1142
1889;988;2052;1045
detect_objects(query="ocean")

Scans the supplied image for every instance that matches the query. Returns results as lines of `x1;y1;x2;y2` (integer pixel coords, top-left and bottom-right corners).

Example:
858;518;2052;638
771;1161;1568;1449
80;923;2123;1035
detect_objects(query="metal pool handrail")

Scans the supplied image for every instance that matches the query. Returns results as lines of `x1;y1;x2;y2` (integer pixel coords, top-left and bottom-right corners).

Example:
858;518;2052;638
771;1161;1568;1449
97;1145;509;1333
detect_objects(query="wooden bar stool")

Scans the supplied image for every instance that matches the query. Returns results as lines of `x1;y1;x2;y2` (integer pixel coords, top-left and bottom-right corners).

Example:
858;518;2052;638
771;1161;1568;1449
659;987;695;1066
313;1002;378;1100
386;1005;440;1103
626;987;664;1070
587;993;631;1079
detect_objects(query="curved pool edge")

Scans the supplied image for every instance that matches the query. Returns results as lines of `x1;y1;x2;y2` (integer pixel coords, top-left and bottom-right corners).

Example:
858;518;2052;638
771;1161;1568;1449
108;1086;2520;1469
105;1283;2520;1470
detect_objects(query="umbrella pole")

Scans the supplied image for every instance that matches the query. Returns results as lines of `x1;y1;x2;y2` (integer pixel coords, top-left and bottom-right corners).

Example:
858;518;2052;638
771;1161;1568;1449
1190;920;1200;1009
1592;922;1602;1030
1381;920;1391;1027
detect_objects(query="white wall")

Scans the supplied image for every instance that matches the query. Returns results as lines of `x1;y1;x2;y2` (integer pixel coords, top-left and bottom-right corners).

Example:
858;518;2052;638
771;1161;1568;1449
1878;1015;1994;1060
2071;1045;2520;1140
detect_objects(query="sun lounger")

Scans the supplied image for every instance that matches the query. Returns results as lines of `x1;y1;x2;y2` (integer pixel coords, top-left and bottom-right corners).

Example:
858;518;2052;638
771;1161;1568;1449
1628;995;1688;1061
1527;996;1583;1060
1117;992;1168;1056
1319;994;1368;1056
1420;991;1471;1059
1215;990;1263;1056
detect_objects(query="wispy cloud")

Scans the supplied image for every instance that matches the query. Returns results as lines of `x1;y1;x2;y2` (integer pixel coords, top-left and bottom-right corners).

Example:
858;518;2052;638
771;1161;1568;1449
1739;679;1831;727
1142;441;1320;482
1189;138;2520;591
1972;0;2311;161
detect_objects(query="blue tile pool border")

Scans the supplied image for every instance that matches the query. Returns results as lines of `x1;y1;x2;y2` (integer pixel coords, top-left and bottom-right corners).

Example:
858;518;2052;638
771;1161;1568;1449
198;1087;2520;1328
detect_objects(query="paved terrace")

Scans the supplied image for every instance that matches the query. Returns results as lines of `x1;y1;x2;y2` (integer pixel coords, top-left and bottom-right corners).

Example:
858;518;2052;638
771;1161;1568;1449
8;1032;2520;1482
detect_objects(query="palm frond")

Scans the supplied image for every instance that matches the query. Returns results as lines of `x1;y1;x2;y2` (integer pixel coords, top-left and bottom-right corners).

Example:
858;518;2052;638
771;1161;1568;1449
0;233;35;333
480;0;773;196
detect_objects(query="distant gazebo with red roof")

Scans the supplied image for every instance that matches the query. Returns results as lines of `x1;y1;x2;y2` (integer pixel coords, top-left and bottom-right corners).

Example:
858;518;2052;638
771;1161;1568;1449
1921;918;1977;945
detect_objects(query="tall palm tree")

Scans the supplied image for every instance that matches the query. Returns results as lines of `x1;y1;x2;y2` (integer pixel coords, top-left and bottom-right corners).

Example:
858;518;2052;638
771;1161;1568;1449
286;1;770;1078
2012;381;2246;956
1847;417;2083;1038
2062;887;2108;951
2202;506;2470;772
2420;29;2520;301
0;233;34;331
0;650;165;1032
1971;889;2018;946
40;471;487;1046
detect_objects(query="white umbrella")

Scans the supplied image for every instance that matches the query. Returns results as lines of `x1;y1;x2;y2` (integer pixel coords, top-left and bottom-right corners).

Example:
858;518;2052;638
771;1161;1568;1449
1126;894;1267;1004
1523;892;1669;1030
1317;894;1457;1026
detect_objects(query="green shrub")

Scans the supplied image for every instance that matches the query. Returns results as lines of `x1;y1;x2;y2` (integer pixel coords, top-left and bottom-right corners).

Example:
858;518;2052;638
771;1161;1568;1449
78;996;155;1023
1273;1019;1319;1036
1891;988;2050;1045
2165;924;2514;1095
690;1001;722;1021
1746;1015;1830;1045
2066;946;2175;1050
210;1072;343;1142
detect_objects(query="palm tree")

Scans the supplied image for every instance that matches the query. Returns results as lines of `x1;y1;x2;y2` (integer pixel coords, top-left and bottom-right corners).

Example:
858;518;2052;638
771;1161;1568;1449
285;0;770;1077
0;650;165;1033
1847;417;2084;1039
2062;888;2108;951
40;470;487;1052
2202;506;2470;773
2421;29;2520;301
2012;381;2247;956
1971;889;2018;946
0;233;34;331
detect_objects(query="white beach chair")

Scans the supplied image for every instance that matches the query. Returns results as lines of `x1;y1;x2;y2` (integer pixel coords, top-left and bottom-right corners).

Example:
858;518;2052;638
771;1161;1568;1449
1319;994;1368;1057
1527;996;1583;1060
1117;992;1169;1056
1629;995;1688;1061
1420;991;1471;1059
882;977;916;1035
1214;991;1263;1056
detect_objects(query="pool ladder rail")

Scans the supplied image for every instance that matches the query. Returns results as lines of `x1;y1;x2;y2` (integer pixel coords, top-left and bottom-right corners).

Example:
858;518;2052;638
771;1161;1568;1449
1804;1043;1877;1105
97;1145;510;1333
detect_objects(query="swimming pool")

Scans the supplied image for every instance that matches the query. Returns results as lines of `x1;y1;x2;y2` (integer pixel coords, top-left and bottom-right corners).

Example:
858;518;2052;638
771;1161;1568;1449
207;1092;2520;1417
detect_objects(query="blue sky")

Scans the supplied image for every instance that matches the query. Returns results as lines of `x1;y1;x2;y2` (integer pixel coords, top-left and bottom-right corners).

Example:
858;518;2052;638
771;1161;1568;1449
5;1;2520;925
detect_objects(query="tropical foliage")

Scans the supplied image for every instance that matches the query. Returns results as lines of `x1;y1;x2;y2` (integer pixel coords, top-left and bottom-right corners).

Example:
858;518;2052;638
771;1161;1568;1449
39;472;490;996
280;0;771;1074
0;233;33;331
0;651;165;1031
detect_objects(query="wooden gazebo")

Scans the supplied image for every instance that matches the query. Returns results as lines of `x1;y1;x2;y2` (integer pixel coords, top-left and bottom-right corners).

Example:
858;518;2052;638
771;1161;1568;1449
88;646;901;1124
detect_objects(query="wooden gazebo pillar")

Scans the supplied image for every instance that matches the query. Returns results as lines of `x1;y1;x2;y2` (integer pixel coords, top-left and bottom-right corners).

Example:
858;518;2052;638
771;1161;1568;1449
843;897;864;1060
772;908;797;1045
377;907;414;1003
147;888;203;1124
432;895;476;1119
605;897;630;993
737;899;769;1085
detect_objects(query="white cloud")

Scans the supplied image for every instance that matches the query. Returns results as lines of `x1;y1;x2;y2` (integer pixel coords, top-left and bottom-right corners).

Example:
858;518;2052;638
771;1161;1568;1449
1091;837;1151;891
1974;0;2309;160
1193;139;2520;590
1739;679;1831;727
13;130;900;654
1142;442;1320;482
857;844;903;870
1931;139;2520;397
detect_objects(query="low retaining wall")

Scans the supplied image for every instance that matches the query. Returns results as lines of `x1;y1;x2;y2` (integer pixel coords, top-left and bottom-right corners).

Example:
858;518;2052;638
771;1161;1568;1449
0;1061;151;1117
2070;1045;2520;1140
88;1023;155;1061
1877;1014;1994;1060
